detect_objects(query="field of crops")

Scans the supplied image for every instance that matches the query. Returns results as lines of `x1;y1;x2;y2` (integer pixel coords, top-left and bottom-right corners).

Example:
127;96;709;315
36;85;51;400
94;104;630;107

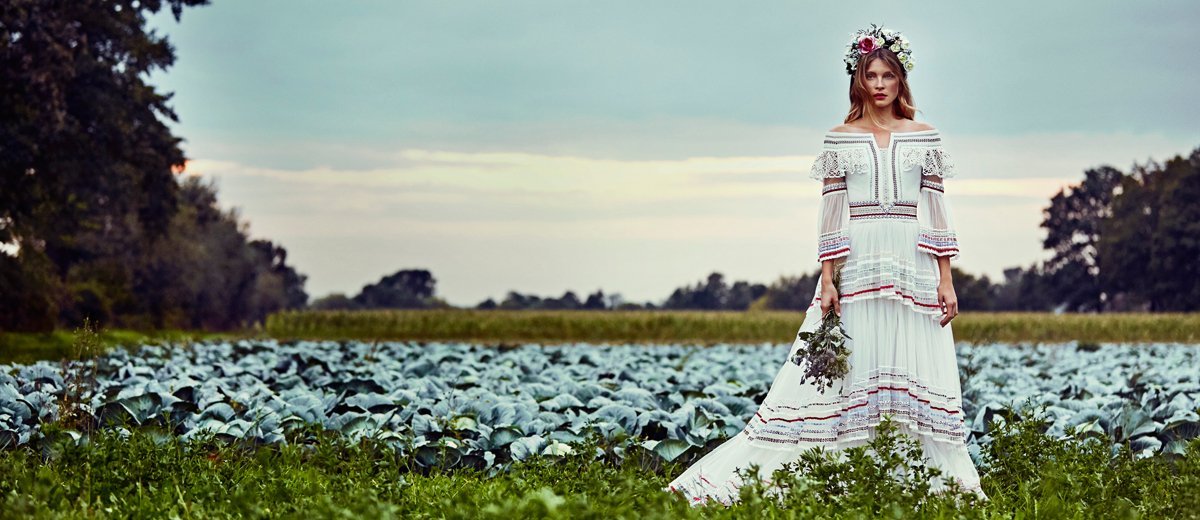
2;337;1200;517
266;309;1200;344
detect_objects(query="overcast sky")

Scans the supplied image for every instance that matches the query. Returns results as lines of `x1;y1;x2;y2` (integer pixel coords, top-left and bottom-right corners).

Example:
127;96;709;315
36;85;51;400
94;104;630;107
149;1;1200;306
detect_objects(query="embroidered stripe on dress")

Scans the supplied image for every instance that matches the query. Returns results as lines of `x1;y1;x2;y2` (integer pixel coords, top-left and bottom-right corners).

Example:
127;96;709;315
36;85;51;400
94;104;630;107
848;202;918;221
822;181;847;194
918;229;958;256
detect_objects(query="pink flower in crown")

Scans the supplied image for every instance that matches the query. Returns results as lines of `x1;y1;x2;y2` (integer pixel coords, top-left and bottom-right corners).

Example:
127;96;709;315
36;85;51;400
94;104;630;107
858;36;876;54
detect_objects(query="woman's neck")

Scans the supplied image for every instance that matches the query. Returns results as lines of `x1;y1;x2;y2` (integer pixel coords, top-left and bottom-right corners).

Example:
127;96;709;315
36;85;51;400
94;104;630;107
864;106;902;130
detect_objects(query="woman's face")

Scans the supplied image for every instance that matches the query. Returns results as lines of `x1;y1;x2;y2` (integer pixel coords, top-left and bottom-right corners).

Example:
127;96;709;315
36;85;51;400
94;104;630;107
863;57;899;109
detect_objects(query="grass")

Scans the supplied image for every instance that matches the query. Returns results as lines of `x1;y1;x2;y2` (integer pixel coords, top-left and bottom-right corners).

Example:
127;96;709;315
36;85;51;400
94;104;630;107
0;328;237;365
266;309;1200;345
2;416;1197;519
7;311;1196;367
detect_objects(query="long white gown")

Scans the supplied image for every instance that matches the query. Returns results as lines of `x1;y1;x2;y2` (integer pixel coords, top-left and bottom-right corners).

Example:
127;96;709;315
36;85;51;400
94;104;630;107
667;130;984;504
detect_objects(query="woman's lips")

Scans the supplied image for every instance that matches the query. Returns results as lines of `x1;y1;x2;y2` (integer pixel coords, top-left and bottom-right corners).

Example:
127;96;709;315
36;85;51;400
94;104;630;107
873;93;887;99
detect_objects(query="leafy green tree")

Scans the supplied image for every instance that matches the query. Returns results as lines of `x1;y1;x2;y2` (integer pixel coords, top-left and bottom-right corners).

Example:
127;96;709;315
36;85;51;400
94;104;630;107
1099;148;1200;311
0;249;63;331
752;272;821;311
82;177;307;330
988;266;1051;311
728;280;768;311
951;267;995;311
354;269;436;310
582;290;607;310
1040;167;1123;311
490;290;587;310
540;291;582;310
1;0;207;266
663;272;767;310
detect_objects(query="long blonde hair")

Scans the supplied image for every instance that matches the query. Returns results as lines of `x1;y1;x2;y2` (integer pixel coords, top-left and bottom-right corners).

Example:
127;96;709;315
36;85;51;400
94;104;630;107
844;49;917;127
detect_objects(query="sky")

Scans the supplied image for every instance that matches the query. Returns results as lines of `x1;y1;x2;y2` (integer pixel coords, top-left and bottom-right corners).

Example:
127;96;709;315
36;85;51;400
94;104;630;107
148;1;1200;306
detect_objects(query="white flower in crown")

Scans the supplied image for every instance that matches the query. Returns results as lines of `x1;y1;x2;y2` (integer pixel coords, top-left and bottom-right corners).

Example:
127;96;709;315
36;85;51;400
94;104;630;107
890;43;901;52
899;52;908;63
905;60;915;71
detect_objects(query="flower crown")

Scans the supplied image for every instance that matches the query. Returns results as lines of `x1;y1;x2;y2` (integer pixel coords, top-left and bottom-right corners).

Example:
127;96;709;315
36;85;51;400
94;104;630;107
844;24;914;76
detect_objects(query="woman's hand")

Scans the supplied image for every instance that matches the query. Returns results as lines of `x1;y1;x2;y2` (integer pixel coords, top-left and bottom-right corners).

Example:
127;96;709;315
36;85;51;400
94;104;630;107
820;280;841;317
938;280;958;327
936;256;957;327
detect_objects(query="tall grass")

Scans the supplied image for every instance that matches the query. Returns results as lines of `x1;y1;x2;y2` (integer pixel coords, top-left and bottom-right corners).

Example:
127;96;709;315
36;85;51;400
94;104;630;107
266;309;1200;344
0;329;235;365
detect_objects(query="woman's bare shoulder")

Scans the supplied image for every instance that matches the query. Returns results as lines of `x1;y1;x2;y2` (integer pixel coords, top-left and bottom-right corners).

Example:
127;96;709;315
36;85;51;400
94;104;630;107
829;124;862;133
903;121;937;132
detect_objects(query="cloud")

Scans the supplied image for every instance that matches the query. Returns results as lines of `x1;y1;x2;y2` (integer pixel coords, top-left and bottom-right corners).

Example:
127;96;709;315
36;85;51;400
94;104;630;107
180;127;1198;304
185;148;1072;216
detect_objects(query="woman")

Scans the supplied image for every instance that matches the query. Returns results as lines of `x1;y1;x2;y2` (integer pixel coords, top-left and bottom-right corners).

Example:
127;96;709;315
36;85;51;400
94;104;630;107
667;25;983;504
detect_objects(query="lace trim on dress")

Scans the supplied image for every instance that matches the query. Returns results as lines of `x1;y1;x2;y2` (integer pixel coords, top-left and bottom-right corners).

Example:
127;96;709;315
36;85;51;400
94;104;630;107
810;149;871;179
669;469;746;506
901;148;957;178
742;366;968;449
817;231;851;262
822;181;847;194
810;251;941;315
918;228;959;258
849;201;918;221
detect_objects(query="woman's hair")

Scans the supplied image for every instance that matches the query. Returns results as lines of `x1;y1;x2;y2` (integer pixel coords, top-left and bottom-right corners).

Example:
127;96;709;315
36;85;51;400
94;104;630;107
844;49;917;127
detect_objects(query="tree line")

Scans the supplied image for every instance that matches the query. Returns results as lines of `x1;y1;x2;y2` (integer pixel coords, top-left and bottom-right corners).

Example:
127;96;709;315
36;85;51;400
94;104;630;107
1;0;308;332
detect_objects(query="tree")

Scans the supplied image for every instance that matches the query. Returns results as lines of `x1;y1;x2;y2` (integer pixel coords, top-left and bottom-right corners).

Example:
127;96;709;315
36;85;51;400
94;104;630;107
583;290;607;310
749;273;821;311
662;273;765;310
1099;147;1200;311
1;0;208;265
1039;167;1123;311
951;267;995;311
354;269;436;309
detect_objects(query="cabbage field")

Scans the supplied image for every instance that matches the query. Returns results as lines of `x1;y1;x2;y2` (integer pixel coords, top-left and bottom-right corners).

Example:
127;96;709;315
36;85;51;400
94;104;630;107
3;339;1198;468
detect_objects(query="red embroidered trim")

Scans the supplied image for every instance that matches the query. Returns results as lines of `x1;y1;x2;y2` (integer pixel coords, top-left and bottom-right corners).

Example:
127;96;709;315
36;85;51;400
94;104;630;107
840;284;942;308
818;247;850;260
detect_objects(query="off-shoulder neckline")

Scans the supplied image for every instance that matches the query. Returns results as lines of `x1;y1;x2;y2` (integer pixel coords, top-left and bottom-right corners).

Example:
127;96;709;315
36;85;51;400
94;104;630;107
825;129;939;136
825;129;939;150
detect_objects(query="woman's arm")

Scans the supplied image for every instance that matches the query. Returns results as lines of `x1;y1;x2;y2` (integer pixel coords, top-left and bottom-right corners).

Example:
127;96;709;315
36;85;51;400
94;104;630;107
937;256;957;327
820;259;841;317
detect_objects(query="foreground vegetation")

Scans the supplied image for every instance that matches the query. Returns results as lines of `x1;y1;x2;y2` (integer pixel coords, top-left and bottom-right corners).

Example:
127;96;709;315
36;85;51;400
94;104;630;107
2;415;1197;519
266;309;1200;345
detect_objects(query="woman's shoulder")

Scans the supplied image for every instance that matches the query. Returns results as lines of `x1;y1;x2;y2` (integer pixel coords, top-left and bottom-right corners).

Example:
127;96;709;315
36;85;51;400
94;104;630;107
828;124;862;133
902;121;937;133
827;121;937;133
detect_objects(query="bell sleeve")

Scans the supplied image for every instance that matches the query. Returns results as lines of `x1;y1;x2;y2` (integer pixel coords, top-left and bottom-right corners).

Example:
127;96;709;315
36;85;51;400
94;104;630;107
916;153;960;259
817;179;851;262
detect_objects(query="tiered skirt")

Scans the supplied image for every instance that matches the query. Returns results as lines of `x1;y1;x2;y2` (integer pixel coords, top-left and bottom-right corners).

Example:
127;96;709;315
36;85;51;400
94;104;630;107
667;219;983;505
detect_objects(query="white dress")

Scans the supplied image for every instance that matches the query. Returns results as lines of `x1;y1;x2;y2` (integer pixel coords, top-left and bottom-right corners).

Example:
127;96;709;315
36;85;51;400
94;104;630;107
668;130;983;504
